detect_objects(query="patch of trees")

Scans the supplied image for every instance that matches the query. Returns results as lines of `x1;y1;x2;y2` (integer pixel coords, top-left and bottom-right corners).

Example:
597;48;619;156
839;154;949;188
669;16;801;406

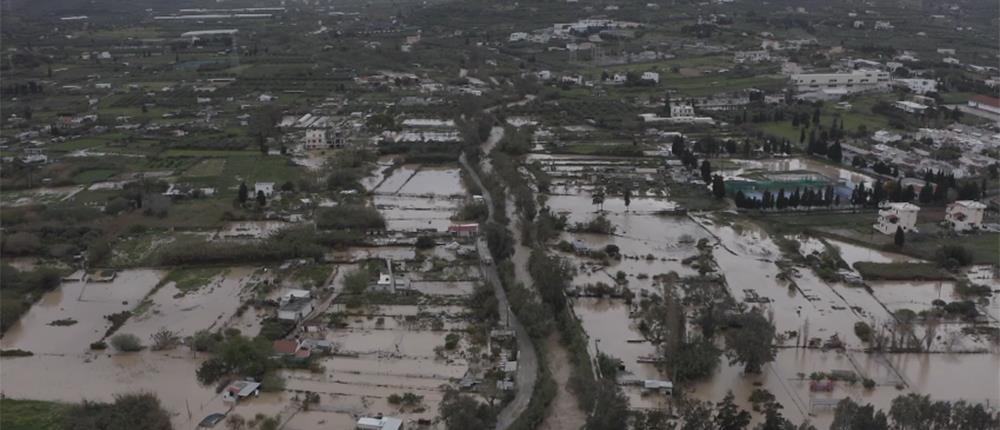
195;333;275;387
571;214;616;235
831;394;999;430
438;388;496;430
0;265;63;332
315;205;386;230
491;150;536;220
734;185;840;210
158;230;323;266
934;245;974;270
63;393;173;430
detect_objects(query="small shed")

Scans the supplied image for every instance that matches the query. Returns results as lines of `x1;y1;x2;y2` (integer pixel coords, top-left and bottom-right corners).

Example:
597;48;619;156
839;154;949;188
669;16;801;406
643;379;673;395
222;380;261;403
278;297;313;321
356;416;403;430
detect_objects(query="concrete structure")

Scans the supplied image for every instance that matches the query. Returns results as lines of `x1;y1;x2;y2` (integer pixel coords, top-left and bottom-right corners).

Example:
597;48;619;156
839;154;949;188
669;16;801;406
791;70;890;93
641;71;660;84
895;78;937;94
448;223;479;237
254;182;275;197
304;129;328;149
356;416;403;430
222;380;261;403
670;104;695;118
945;200;987;231
968;95;1000;115
277;297;313;321
894;100;929;114
874;202;920;234
643;379;674;395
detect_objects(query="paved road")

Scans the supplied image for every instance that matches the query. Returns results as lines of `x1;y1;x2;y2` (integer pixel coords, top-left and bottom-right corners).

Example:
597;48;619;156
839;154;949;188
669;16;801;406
459;127;539;430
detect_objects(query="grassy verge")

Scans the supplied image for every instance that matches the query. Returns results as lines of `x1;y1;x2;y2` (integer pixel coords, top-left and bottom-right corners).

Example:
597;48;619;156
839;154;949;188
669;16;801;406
853;262;953;281
0;399;68;430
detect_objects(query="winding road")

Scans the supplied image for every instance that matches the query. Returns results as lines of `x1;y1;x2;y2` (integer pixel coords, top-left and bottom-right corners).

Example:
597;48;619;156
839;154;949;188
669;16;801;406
459;127;540;430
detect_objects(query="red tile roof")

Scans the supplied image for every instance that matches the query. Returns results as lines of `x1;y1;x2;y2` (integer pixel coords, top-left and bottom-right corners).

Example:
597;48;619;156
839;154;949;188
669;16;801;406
970;95;1000;108
273;339;298;355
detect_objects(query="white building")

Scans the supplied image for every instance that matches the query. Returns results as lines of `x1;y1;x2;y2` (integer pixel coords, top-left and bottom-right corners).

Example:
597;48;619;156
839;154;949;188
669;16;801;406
509;32;529;42
791;70;890;93
874;202;920;235
254;182;275;197
641;71;660;84
734;50;771;64
895;78;937;94
968;95;1000;115
894;100;929;114
670;104;695;118
277;297;313;321
945;200;987;231
356;416;403;430
874;20;893;30
304;129;328;149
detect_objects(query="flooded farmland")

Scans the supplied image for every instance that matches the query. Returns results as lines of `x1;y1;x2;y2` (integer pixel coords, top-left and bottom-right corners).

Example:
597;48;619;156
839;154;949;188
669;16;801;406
529;153;999;426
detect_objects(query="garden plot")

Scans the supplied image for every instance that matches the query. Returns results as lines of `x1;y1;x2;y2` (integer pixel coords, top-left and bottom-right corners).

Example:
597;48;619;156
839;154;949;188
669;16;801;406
373;195;462;232
865;280;994;352
373;165;420;194
868;280;956;314
361;157;396;191
0;270;163;354
700;220;892;349
331;246;416;262
0;351;293;429
215;221;291;240
408;280;478;296
1;185;84;207
281;410;357;430
397;166;465;197
574;298;659;380
824;238;924;267
282;373;445;424
119;267;256;340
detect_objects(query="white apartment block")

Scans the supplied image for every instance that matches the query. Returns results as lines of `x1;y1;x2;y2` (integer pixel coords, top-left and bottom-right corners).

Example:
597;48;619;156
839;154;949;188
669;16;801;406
874;202;920;235
304;129;328;149
791;70;890;93
945;200;987;231
670;104;695;118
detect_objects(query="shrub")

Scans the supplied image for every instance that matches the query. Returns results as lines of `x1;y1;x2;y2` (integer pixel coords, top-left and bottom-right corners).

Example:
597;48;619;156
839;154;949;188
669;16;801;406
934;245;973;270
0;349;33;357
444;333;461;350
415;236;435;249
110;333;143;352
863;378;876;390
90;341;108;350
854;322;873;342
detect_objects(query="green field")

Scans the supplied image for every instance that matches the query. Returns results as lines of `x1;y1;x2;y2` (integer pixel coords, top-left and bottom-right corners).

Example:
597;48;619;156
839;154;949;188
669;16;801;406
853;262;953;281
0;399;68;430
72;168;119;184
183;158;227;177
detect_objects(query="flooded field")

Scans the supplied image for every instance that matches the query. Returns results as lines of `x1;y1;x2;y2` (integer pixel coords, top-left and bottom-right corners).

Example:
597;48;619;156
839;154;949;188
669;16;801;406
1;270;164;354
373;194;461;232
397;167;465;197
122;267;257;340
531;154;999;424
